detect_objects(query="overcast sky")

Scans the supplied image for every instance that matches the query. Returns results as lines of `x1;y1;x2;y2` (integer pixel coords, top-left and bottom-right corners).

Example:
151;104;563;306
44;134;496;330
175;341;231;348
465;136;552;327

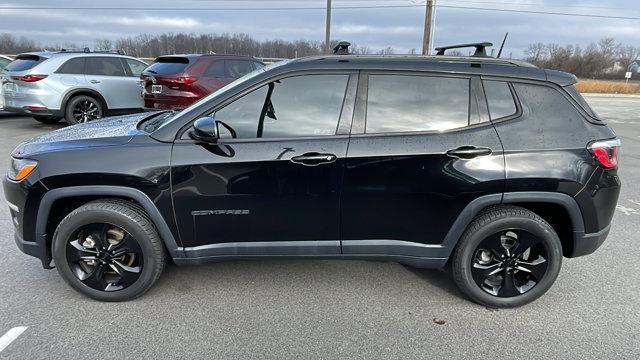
0;0;638;57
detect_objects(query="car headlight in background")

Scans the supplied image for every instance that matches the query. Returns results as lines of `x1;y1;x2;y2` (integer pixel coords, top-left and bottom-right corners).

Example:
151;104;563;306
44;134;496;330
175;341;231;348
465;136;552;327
8;158;37;181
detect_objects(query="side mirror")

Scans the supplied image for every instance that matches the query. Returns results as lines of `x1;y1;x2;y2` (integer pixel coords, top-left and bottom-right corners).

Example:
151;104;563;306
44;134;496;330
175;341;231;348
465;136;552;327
191;116;219;143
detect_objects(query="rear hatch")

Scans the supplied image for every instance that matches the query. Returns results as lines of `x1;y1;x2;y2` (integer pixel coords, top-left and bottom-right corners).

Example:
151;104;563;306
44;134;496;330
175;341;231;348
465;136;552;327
141;56;196;96
1;54;49;98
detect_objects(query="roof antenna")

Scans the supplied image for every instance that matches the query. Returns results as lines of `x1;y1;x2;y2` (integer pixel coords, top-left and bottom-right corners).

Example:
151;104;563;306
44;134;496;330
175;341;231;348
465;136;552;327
497;32;509;58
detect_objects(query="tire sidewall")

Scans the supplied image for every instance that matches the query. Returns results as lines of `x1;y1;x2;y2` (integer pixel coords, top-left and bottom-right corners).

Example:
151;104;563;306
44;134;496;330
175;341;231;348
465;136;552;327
456;216;563;307
53;207;159;301
65;95;103;125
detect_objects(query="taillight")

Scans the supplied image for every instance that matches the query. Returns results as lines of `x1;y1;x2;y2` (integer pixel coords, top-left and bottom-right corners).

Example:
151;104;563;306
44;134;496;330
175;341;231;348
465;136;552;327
173;76;197;85
589;138;621;168
11;74;48;82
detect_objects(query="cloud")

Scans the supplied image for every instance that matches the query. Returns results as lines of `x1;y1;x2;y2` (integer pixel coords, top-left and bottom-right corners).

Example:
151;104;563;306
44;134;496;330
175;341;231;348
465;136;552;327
111;16;202;29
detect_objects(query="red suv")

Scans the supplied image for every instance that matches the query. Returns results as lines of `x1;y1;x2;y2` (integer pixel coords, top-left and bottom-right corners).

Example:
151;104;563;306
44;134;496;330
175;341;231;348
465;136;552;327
141;54;264;110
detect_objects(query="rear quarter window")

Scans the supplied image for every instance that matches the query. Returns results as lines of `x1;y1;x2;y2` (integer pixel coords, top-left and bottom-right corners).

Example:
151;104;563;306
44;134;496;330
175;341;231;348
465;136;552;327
564;85;599;119
4;55;45;71
145;57;190;75
56;57;85;74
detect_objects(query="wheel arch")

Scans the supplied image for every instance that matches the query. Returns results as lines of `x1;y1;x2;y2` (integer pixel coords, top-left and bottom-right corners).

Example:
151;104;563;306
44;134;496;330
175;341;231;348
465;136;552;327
61;88;109;113
441;192;585;259
37;186;182;268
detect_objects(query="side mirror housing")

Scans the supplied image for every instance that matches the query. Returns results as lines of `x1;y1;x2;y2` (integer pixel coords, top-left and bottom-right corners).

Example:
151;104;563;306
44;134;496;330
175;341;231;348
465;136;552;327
191;116;219;143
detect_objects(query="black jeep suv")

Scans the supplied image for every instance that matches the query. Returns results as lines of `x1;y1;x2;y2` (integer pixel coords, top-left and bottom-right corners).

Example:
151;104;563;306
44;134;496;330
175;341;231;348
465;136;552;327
3;44;621;307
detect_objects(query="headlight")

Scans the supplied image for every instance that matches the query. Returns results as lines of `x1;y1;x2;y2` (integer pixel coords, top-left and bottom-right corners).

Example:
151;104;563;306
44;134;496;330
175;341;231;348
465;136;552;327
8;158;37;181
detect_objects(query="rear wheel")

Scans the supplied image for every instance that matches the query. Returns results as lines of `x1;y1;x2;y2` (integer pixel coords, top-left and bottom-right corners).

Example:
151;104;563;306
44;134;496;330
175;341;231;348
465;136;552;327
65;95;104;124
451;206;563;308
52;199;166;301
32;115;62;124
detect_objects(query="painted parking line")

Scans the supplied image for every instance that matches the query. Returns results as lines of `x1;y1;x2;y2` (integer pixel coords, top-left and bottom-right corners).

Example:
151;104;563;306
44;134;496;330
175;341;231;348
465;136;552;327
0;326;28;353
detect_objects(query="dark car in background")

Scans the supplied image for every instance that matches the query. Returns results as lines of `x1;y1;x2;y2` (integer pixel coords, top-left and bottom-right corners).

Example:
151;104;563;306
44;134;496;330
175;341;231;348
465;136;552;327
141;54;264;110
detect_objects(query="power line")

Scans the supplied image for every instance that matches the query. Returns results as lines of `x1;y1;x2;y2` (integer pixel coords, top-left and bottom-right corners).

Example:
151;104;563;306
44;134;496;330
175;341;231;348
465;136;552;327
0;3;639;20
436;4;640;20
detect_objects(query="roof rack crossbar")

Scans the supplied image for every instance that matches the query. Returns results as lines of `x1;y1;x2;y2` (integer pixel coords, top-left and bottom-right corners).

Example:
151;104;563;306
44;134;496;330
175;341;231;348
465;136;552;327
434;42;493;57
333;41;351;55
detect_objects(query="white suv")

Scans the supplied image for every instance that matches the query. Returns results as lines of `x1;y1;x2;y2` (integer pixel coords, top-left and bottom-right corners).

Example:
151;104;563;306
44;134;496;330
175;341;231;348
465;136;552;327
0;50;147;124
0;54;13;110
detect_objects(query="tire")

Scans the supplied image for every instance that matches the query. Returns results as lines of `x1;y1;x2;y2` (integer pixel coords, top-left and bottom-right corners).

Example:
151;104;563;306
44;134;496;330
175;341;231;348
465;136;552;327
64;95;104;124
32;115;62;124
451;205;562;308
52;199;167;301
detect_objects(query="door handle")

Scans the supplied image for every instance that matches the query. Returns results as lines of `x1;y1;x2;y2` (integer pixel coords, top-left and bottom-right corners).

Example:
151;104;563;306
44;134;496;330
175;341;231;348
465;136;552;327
446;146;492;159
290;153;337;166
90;80;101;84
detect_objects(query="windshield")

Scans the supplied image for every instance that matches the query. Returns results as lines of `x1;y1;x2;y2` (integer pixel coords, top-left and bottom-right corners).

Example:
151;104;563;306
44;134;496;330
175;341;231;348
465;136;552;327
153;59;293;130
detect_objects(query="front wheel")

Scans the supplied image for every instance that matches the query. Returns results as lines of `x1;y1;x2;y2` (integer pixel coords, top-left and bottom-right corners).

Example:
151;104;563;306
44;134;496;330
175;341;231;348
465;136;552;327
451;206;563;308
65;95;104;124
52;199;167;301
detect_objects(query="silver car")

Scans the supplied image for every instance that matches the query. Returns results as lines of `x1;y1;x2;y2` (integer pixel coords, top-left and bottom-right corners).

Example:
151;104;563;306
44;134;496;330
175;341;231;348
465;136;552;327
0;50;147;124
0;54;13;110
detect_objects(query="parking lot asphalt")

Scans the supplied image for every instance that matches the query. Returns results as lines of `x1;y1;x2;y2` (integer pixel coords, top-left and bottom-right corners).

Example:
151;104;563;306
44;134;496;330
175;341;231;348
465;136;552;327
0;97;639;359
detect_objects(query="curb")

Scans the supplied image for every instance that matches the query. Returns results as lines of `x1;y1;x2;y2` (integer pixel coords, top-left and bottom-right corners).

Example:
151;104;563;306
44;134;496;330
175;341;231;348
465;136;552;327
582;93;640;98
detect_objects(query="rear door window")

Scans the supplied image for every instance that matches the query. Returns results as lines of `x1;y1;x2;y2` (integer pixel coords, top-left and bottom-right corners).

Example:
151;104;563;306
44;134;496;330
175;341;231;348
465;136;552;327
225;60;254;79
483;80;517;120
86;57;126;76
4;55;44;71
365;74;470;133
56;57;85;74
145;57;190;75
203;60;225;77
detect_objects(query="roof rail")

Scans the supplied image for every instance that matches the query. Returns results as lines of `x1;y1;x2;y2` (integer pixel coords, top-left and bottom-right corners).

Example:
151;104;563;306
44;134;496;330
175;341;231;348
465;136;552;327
59;48;126;55
333;41;351;55
435;42;493;57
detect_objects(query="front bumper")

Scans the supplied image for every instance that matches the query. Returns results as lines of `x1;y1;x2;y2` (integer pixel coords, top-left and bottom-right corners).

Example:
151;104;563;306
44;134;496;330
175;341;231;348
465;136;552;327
3;175;52;268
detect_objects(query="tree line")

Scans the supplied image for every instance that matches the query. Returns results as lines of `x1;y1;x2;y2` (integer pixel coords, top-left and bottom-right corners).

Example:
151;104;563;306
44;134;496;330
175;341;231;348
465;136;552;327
1;32;638;78
524;38;639;79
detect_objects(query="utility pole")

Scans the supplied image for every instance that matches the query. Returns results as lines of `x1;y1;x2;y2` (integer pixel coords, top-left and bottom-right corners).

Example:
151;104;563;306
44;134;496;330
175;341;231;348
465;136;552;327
422;0;435;55
325;0;332;54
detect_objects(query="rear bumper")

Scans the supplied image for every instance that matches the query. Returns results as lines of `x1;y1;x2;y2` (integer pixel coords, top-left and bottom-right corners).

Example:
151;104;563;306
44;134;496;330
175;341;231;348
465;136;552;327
144;94;198;110
570;224;611;257
3;105;63;117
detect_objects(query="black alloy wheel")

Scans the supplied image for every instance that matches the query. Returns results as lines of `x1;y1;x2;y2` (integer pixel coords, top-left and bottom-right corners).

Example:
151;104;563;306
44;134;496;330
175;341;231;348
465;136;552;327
71;99;102;123
52;199;166;301
66;223;143;292
452;206;562;308
471;229;548;297
65;95;104;124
